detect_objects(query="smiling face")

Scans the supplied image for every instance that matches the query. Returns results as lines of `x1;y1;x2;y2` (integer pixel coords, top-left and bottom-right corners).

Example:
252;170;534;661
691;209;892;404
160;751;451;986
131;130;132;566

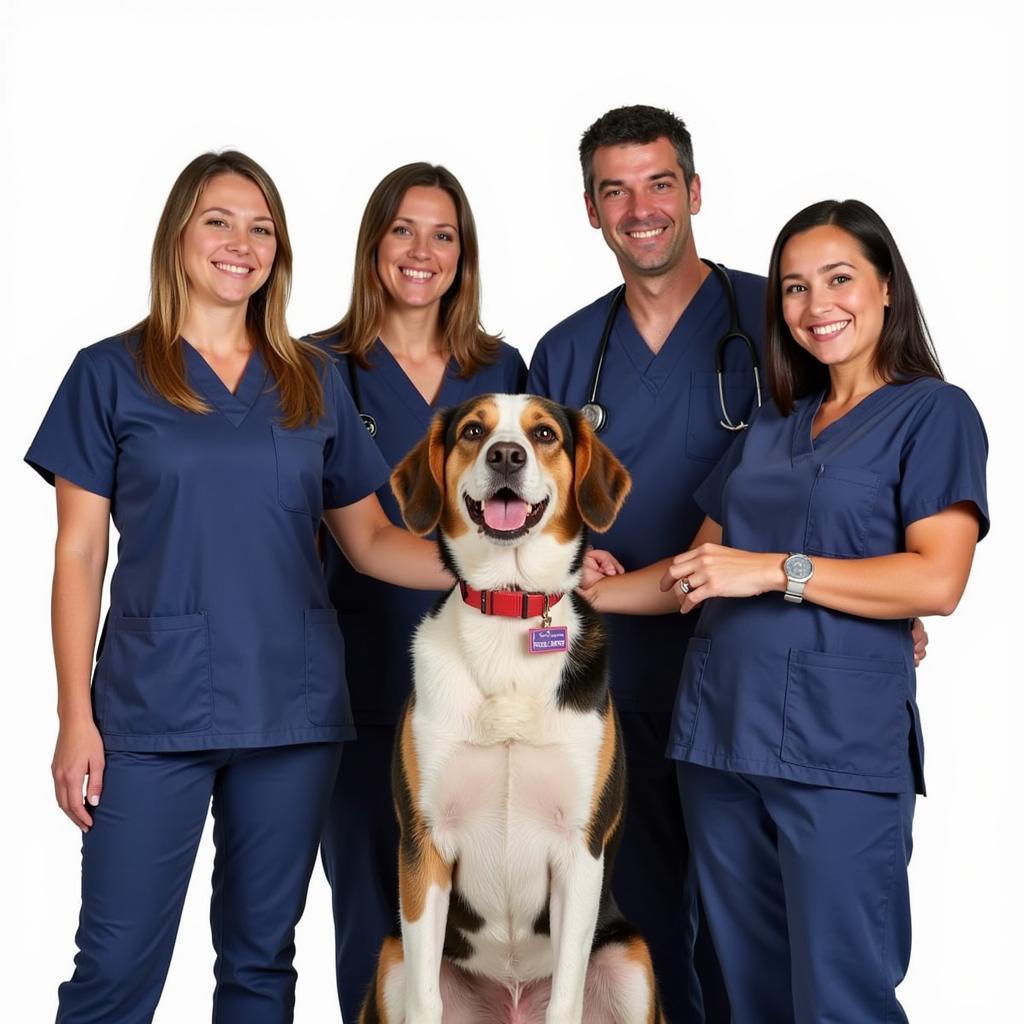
780;224;890;378
180;173;277;311
391;395;631;591
584;136;701;278
375;185;461;312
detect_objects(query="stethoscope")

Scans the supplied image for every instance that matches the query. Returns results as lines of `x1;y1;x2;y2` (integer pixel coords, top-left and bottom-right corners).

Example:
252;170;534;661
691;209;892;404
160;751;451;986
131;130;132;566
581;259;763;433
347;359;378;437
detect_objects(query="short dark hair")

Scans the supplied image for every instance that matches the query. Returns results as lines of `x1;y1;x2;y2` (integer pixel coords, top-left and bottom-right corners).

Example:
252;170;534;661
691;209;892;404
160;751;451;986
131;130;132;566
766;199;944;415
579;105;695;198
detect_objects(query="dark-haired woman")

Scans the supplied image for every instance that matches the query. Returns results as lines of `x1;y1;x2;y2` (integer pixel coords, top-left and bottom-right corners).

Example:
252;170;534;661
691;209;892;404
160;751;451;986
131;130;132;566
310;162;526;1020
26;152;451;1023
650;201;988;1022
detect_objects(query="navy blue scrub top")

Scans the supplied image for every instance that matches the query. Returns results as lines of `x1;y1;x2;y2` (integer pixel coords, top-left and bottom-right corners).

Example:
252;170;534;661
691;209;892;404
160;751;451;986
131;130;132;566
25;334;390;752
315;334;527;724
528;267;767;711
668;378;990;794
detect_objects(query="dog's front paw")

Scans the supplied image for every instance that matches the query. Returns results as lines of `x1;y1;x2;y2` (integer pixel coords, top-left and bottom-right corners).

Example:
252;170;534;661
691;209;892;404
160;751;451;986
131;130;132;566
474;693;546;745
405;995;444;1024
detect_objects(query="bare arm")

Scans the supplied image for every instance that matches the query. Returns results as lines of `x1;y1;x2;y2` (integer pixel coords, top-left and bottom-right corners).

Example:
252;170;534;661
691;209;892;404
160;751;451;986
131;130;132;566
322;493;454;591
660;503;981;620
51;478;110;830
581;518;722;615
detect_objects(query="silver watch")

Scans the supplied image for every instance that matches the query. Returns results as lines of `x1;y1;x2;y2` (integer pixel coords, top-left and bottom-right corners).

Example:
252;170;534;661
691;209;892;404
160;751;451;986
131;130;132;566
783;553;814;604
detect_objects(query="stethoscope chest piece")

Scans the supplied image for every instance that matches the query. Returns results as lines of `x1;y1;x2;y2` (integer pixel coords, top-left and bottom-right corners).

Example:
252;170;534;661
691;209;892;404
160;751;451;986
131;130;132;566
360;413;378;437
580;402;607;433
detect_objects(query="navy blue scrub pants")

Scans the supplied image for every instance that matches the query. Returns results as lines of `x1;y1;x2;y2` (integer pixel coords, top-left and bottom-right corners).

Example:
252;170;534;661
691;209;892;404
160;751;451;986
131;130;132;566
56;742;343;1024
320;725;399;1021
677;762;915;1024
614;711;728;1024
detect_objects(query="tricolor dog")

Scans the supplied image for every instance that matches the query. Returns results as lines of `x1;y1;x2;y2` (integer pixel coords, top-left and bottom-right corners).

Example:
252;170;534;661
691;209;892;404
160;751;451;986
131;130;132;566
360;394;665;1024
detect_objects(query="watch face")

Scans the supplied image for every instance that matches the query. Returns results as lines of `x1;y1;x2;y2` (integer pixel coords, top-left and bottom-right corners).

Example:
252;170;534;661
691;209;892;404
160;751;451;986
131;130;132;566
785;554;813;580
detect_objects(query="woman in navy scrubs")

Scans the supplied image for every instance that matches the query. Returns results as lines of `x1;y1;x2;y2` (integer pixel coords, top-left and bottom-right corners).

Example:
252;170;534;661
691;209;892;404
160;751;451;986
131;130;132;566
311;162;526;1021
26;152;451;1023
654;201;988;1022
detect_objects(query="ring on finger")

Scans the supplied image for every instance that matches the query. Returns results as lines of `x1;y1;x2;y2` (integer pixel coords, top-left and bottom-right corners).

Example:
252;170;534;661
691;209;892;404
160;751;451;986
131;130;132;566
677;577;692;595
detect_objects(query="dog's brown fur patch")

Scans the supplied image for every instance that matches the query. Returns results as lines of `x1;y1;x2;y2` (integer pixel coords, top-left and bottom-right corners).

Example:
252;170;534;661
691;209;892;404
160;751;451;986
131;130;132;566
395;704;452;924
585;695;625;857
623;936;665;1024
360;935;404;1024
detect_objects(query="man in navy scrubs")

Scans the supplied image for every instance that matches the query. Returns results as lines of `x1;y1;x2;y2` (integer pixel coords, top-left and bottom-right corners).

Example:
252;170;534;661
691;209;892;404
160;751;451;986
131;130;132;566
527;104;766;1023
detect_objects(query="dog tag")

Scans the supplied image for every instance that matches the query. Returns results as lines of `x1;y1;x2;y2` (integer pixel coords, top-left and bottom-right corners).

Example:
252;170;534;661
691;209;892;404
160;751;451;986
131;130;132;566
528;626;568;654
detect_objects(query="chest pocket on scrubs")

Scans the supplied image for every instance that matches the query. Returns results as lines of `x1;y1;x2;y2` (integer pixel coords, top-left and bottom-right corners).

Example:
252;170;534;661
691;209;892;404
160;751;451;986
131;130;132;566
95;612;212;735
804;464;879;557
686;372;756;462
305;609;353;727
272;426;325;517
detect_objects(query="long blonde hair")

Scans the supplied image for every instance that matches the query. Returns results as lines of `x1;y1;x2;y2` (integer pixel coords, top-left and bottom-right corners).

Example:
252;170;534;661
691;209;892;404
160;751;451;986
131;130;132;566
134;150;324;428
317;163;502;376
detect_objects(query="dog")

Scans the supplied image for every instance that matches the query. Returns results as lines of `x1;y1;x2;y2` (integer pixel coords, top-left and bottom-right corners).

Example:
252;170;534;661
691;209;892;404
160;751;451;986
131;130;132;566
360;394;665;1024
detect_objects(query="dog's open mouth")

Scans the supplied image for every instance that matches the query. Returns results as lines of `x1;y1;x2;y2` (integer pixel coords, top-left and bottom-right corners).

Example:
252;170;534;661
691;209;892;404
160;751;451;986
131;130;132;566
465;487;549;539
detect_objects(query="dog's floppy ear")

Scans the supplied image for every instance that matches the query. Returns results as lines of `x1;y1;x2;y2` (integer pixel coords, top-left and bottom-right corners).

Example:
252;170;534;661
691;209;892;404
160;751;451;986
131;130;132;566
391;411;450;536
571;411;631;532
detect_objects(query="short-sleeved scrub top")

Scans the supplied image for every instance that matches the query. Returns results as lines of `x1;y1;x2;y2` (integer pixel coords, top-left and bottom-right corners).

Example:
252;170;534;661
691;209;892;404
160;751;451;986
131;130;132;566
25;334;390;752
668;378;990;794
528;268;767;711
314;335;528;724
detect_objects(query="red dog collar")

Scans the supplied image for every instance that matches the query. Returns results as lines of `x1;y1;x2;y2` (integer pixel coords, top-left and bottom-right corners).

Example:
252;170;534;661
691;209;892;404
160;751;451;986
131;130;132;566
459;581;563;619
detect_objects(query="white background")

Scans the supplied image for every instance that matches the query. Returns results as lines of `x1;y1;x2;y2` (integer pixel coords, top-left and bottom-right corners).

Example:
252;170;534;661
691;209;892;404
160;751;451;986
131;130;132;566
2;1;1020;1020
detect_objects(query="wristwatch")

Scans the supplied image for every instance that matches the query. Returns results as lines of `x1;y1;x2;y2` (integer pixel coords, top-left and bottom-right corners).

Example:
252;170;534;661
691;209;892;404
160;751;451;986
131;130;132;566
783;553;814;604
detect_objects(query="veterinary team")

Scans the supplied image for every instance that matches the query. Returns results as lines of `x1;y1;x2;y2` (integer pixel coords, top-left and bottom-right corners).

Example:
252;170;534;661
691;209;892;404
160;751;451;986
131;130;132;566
26;106;987;1024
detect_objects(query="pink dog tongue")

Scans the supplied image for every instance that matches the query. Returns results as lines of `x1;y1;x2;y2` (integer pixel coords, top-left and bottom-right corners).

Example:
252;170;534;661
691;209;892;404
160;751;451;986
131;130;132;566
483;497;529;531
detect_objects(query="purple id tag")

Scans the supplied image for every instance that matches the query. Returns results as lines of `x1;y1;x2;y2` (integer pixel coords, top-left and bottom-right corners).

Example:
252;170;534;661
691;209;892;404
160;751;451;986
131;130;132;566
528;626;568;655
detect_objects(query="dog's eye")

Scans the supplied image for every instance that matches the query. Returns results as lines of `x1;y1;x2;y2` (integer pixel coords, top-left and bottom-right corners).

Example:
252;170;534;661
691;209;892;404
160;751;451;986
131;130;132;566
461;422;485;441
533;425;557;444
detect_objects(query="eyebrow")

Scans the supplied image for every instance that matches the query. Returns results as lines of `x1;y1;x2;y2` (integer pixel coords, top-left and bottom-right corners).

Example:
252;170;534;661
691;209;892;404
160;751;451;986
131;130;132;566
394;216;458;231
199;206;275;223
597;169;679;191
781;260;856;282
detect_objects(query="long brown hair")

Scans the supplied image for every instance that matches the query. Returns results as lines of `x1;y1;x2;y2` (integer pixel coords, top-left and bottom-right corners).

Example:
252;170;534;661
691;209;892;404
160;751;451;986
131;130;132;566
134;150;324;428
766;199;943;415
318;162;501;376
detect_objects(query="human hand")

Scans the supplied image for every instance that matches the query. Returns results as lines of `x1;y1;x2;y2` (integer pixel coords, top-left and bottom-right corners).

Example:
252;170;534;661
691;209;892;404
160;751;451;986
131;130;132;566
579;548;624;591
659;543;786;613
911;617;928;667
52;717;105;831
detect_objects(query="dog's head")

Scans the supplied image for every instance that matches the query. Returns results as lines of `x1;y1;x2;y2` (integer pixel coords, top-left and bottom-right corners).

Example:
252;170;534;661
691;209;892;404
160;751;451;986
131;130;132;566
391;394;631;591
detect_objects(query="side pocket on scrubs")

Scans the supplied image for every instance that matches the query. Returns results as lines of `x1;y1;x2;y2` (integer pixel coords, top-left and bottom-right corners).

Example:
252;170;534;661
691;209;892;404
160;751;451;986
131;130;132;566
96;612;212;734
305;609;354;727
669;637;712;749
803;464;880;557
272;425;325;517
781;648;907;779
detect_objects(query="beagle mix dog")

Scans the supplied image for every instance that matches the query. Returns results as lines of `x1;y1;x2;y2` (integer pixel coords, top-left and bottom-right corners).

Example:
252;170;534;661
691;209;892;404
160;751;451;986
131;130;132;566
360;394;664;1024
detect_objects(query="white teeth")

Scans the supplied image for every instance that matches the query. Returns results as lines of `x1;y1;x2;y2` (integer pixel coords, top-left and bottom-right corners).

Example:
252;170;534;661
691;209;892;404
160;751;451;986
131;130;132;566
811;321;849;336
214;262;251;275
401;268;433;280
628;228;664;239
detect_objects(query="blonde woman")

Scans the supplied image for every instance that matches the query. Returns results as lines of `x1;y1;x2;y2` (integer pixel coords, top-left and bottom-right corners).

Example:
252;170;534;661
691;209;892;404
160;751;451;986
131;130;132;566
311;162;527;1020
26;151;450;1023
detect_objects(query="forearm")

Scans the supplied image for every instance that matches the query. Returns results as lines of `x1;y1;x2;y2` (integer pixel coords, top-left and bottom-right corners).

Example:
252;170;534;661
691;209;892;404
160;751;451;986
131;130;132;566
52;545;106;722
587;559;679;615
790;552;971;619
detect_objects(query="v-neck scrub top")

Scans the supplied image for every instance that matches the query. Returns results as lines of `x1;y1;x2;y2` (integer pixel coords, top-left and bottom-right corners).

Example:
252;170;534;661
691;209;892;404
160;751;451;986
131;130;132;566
668;378;990;794
528;268;767;711
26;335;390;752
315;335;527;724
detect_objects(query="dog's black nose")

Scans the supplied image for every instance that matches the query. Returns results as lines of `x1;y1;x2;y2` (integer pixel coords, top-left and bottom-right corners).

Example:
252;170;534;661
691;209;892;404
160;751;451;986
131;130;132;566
486;441;527;474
